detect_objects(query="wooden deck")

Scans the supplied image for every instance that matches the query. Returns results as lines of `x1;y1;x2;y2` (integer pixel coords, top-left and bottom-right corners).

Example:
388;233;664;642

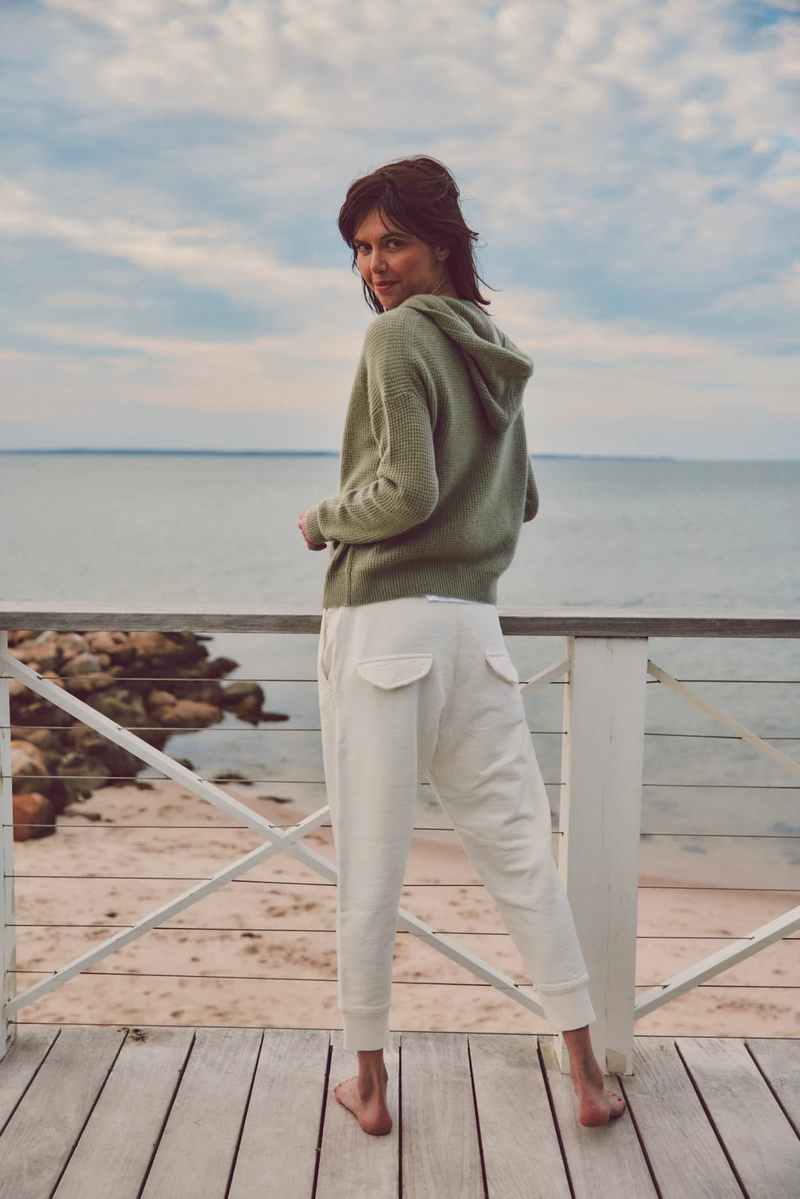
0;1028;798;1198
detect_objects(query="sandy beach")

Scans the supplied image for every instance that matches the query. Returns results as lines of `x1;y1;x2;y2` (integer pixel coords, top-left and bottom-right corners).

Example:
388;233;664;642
10;780;799;1039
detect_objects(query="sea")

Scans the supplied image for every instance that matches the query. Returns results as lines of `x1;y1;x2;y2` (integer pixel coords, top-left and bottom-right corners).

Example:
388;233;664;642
1;451;798;888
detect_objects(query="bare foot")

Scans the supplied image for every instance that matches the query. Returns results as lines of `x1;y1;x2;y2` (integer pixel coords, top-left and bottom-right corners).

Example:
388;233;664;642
570;1060;626;1127
334;1064;392;1136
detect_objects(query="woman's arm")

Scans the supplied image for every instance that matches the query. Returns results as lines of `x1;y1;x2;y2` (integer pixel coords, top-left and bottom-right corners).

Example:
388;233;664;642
305;318;439;546
523;455;539;522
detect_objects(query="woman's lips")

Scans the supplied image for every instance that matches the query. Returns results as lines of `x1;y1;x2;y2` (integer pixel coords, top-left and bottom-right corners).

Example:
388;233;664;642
374;280;398;290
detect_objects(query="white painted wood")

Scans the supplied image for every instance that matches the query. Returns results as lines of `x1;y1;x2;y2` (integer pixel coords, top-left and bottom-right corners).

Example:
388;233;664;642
636;902;800;1018
678;1037;800;1199
140;1028;262;1199
468;1033;571;1199
0;1027;59;1133
620;1038;741;1198
0;1026;125;1199
539;1036;657;1199
53;1028;194;1199
316;1032;400;1198
557;637;649;1076
401;1032;484;1199
2;601;799;637
229;1028;331;1199
519;655;571;696
649;659;800;781
0;633;16;1061
745;1039;800;1136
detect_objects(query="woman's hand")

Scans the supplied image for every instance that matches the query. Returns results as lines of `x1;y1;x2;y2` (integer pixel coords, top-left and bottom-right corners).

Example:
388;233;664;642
299;510;327;551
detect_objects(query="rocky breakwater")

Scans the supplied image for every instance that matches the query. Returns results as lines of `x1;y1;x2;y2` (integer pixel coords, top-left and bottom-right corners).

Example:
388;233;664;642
6;629;287;840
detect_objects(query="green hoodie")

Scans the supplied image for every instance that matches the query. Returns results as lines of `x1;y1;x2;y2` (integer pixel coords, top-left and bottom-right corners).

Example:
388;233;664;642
305;294;538;608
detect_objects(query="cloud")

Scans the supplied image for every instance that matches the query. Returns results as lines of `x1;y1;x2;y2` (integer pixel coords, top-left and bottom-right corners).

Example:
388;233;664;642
0;0;798;454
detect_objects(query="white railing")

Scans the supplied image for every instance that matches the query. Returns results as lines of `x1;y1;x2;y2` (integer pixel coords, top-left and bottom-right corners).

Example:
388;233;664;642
1;603;799;1076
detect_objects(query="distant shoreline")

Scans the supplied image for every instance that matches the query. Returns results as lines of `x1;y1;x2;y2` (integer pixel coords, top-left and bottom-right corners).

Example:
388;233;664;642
4;448;797;463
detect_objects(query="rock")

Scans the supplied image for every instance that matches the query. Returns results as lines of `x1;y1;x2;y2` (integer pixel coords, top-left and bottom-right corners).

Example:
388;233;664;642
128;632;208;671
89;687;152;729
12;792;56;841
55;633;90;663
62;652;117;696
15;727;64;754
84;631;136;666
172;678;225;706
154;699;222;729
205;656;240;678
10;740;50;795
56;752;111;800
221;681;264;725
10;633;60;673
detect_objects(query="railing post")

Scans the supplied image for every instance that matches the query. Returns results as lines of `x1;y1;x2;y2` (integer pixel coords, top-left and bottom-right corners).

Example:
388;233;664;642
556;635;648;1076
0;631;17;1059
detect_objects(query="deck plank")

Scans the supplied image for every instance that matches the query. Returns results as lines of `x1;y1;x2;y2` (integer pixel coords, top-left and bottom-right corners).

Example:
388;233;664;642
0;1026;124;1199
620;1038;741;1199
401;1031;484;1199
52;1028;194;1199
539;1036;658;1199
468;1033;571;1199
139;1027;263;1199
229;1028;331;1199
678;1037;800;1199
746;1039;800;1134
316;1032;400;1198
0;1028;60;1134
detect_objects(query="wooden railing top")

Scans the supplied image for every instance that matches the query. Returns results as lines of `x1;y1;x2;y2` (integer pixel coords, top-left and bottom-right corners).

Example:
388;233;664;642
2;602;800;637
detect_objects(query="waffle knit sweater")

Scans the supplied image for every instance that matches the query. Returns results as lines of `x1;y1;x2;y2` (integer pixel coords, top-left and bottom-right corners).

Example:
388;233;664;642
305;295;538;608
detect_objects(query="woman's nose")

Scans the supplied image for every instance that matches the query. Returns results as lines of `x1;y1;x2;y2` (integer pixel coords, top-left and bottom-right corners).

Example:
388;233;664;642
371;250;387;274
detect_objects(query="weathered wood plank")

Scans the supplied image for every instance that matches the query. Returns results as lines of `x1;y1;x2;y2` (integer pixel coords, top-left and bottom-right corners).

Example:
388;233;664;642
468;1034;571;1199
746;1038;800;1133
2;603;799;638
620;1038;741;1198
401;1032;484;1199
140;1027;262;1199
0;1026;124;1199
678;1037;800;1199
0;1027;59;1135
315;1032;400;1199
53;1028;194;1199
538;1036;657;1199
229;1028;331;1199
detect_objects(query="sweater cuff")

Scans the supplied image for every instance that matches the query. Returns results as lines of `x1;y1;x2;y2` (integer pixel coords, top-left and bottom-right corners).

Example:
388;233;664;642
305;508;327;546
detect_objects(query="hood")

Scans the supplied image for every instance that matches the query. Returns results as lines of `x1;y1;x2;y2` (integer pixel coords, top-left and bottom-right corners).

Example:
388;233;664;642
402;294;533;433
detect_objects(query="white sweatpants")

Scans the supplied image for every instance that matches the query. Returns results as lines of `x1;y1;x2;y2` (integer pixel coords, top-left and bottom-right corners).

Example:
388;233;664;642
317;596;596;1051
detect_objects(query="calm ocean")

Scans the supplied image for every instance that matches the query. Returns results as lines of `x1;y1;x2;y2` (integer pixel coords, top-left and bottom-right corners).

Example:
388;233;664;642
2;452;798;886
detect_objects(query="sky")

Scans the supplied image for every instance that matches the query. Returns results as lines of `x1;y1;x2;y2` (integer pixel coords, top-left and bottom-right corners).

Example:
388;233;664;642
1;0;799;459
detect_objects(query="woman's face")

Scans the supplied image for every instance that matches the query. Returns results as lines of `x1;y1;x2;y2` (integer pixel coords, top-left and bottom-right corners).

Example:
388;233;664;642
353;207;455;310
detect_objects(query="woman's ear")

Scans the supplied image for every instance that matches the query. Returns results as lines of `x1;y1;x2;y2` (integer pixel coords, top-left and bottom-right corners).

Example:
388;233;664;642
436;245;450;261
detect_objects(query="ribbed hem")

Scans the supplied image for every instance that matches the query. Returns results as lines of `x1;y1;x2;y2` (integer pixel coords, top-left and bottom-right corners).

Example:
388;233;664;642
538;984;597;1033
342;1009;391;1052
323;563;499;609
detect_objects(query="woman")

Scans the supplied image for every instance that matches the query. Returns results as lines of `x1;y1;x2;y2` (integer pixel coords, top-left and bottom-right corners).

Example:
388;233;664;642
299;156;625;1135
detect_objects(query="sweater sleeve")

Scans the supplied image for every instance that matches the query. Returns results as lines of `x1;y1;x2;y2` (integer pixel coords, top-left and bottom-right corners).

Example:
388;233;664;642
523;455;539;522
305;316;439;546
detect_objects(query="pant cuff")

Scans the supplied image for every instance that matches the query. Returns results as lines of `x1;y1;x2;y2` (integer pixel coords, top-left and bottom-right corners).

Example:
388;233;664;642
343;1009;390;1052
538;984;597;1032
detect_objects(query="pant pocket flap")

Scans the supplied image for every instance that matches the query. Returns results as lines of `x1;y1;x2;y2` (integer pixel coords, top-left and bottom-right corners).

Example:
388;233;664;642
485;651;520;684
357;654;434;690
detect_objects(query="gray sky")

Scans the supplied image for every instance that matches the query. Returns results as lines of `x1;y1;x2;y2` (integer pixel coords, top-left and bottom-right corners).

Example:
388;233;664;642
2;0;799;458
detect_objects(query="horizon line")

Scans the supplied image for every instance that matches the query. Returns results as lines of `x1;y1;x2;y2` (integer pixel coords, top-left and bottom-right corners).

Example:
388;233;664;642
1;448;799;463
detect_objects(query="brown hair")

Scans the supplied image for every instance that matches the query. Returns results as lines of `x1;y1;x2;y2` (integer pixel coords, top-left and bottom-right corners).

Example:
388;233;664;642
338;156;491;314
